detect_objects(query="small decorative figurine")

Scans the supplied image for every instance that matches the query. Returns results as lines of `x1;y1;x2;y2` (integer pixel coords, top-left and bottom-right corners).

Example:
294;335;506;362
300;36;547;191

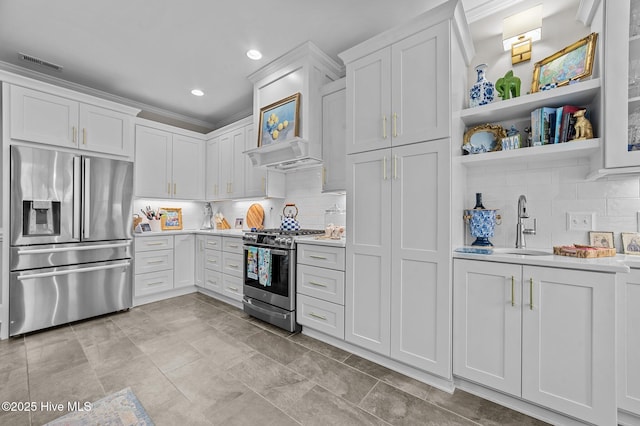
573;109;593;140
469;64;495;107
495;70;521;100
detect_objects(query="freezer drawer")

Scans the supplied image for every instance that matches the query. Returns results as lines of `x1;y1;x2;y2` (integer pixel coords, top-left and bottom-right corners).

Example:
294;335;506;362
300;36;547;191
10;259;132;336
10;240;131;271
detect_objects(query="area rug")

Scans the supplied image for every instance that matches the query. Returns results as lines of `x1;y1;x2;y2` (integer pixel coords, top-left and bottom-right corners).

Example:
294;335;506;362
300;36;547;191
45;387;154;425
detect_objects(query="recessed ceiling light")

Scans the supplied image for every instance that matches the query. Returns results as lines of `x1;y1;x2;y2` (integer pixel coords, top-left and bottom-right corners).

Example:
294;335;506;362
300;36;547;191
246;49;262;60
191;89;204;97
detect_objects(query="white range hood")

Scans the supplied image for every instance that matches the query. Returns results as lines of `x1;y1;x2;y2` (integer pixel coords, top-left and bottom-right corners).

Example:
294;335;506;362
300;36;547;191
246;42;344;170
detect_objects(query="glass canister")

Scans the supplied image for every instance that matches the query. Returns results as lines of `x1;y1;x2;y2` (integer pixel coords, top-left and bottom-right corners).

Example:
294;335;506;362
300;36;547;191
325;204;346;236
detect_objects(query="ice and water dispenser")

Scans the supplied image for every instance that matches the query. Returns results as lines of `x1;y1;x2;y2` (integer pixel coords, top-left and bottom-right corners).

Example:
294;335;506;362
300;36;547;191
22;200;60;236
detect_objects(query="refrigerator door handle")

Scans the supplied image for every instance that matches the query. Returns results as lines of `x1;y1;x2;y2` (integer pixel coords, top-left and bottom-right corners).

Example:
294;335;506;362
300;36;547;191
83;157;91;239
17;242;131;255
72;156;81;239
16;261;130;280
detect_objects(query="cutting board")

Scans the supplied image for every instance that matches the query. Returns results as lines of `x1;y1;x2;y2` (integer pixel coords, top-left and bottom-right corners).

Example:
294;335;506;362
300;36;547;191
246;203;264;229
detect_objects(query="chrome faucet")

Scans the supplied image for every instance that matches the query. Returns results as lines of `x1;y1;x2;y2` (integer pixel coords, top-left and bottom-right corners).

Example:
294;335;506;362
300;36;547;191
516;195;536;249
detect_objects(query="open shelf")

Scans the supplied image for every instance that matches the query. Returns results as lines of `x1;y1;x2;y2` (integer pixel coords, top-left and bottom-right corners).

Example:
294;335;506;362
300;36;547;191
458;78;601;127
458;138;601;168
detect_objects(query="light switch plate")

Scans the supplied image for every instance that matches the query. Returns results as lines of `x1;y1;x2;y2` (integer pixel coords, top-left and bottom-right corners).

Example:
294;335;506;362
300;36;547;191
566;212;595;231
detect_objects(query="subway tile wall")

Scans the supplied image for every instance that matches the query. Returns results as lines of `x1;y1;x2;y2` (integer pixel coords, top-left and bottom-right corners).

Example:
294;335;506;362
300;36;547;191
464;157;640;252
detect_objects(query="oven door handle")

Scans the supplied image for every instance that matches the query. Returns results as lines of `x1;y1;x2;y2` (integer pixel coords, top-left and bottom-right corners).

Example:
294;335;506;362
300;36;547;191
243;297;288;319
243;245;289;256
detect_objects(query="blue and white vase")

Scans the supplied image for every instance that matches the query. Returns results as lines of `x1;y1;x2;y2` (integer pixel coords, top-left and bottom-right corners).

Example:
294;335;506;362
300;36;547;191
464;208;501;246
469;64;495;108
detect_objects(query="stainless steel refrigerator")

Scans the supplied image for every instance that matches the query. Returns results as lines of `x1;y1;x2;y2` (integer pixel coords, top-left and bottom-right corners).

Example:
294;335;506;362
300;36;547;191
9;145;134;336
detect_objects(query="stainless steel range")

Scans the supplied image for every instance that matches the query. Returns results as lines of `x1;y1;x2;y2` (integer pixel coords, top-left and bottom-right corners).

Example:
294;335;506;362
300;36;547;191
242;229;324;332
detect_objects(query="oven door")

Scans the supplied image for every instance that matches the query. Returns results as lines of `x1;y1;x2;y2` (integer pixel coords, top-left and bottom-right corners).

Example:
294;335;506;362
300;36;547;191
243;244;295;311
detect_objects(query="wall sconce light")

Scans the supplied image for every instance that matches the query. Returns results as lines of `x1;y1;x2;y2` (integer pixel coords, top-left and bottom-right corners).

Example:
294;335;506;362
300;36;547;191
503;5;543;65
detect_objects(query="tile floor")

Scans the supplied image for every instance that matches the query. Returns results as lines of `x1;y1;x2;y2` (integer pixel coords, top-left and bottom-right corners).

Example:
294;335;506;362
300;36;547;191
0;293;548;425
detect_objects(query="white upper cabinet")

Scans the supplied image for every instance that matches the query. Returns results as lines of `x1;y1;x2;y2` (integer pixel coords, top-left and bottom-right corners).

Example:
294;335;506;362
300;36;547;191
344;21;450;155
134;123;204;200
217;126;245;200
9;84;135;157
243;122;286;199
205;137;220;200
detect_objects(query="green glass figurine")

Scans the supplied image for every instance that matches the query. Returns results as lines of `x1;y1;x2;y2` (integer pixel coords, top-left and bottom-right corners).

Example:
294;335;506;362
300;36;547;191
496;70;521;100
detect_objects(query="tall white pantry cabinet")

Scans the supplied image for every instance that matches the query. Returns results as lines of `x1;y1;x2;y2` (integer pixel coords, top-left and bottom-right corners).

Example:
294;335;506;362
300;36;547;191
339;0;473;380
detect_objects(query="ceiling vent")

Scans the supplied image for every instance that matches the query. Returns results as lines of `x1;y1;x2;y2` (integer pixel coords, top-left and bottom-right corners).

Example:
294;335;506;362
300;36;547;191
18;52;63;71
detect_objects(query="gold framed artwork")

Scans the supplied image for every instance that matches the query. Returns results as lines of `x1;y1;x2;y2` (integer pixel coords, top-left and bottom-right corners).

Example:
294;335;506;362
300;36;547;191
462;124;506;155
257;93;301;147
622;232;640;255
531;32;598;93
160;208;183;230
588;231;614;248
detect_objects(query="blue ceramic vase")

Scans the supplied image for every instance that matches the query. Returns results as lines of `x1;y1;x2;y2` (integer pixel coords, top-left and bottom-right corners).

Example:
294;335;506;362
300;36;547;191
464;209;500;246
469;64;495;108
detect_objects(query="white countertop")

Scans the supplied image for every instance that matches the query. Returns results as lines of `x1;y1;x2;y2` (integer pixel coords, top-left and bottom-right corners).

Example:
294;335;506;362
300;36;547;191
134;229;244;238
453;247;630;274
295;236;346;247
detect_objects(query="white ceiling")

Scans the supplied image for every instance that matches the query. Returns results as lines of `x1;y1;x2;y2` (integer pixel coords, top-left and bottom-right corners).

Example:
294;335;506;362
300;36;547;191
0;0;535;131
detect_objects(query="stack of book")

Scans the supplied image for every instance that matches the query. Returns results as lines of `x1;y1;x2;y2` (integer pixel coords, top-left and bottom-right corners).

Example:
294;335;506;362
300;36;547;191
530;105;588;145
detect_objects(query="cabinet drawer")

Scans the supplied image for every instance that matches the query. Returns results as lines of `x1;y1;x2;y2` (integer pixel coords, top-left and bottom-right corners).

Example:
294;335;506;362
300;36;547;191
204;249;222;272
222;252;243;278
223;237;243;254
135;249;174;274
204;269;223;293
297;264;345;305
204;235;222;250
135;235;174;252
297;294;345;339
297;244;345;270
135;270;174;297
222;275;243;302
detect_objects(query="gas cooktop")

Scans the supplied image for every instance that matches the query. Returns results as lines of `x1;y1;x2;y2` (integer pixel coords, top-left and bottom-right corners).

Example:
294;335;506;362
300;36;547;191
243;229;324;249
249;229;324;236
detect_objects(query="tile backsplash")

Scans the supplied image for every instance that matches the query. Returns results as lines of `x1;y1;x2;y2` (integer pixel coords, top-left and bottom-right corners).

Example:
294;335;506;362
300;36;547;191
215;167;346;230
464;157;640;251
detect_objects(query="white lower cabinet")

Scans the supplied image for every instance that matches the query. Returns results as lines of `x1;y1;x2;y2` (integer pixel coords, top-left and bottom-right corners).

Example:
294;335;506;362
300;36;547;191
618;268;640;423
296;243;345;339
195;235;205;287
134;235;195;302
453;259;617;425
196;234;243;303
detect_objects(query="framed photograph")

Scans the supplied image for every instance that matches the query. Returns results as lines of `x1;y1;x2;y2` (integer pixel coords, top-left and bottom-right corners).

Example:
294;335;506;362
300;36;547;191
589;231;614;248
462;124;506;155
257;93;300;147
622;232;640;255
160;208;183;230
531;32;598;93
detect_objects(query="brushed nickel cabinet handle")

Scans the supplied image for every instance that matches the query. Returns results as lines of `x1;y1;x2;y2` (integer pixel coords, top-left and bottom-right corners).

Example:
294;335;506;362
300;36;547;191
530;278;534;310
383;156;387;180
393;113;398;137
228;286;238;292
72;126;77;144
147;280;165;286
393;155;398;179
309;281;328;287
309;312;327;321
309;255;327;260
511;276;515;307
383;116;387;139
83;128;87;145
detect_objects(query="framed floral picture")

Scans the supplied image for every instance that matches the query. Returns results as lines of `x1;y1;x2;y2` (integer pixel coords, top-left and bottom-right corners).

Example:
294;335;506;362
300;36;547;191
531;32;598;93
160;208;183;230
257;93;300;147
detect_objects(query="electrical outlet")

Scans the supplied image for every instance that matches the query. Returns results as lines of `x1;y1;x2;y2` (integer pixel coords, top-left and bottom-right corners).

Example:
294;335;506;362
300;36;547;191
566;212;595;231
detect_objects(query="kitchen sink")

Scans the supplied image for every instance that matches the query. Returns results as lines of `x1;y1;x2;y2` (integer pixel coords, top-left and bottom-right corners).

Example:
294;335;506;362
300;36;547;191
492;248;551;256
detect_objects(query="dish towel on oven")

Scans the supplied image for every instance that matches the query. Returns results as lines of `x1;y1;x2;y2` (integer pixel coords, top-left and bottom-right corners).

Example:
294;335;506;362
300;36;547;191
258;247;272;287
246;246;258;280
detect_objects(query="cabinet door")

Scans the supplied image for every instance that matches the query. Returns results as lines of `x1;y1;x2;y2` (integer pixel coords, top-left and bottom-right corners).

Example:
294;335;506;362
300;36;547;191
345;149;392;355
205;137;220;200
346;47;391;154
453;259;522;396
618;269;640;416
10;85;79;148
134;126;172;198
230;128;245;199
79;104;132;157
174;234;195;288
244;123;267;198
195;236;205;287
522;266;616;426
389;139;451;376
322;81;347;192
391;21;450;146
172;134;204;200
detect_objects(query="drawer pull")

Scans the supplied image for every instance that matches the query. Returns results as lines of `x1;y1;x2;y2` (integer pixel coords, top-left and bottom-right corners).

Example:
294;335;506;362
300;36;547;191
309;255;328;260
207;241;218;246
309;281;328;288
146;242;164;246
228;243;239;248
207;279;217;284
146;259;165;264
227;286;239;292
207;258;218;263
146;280;165;286
228;263;239;268
309;312;327;321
